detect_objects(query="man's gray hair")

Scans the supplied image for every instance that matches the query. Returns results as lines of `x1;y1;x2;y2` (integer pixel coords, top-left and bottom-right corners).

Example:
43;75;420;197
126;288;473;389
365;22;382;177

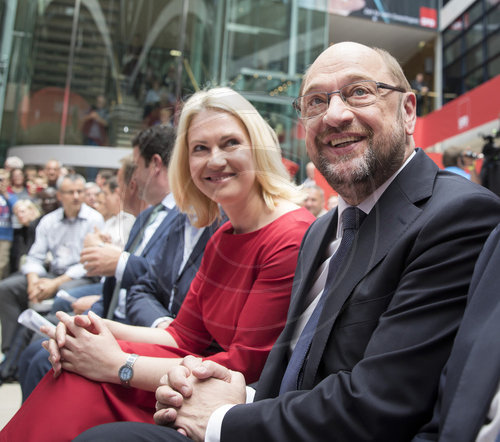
56;173;86;190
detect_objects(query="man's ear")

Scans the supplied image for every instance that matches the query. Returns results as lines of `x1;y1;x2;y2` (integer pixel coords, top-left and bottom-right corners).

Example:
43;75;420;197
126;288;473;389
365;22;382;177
152;154;164;173
402;92;417;136
128;178;137;193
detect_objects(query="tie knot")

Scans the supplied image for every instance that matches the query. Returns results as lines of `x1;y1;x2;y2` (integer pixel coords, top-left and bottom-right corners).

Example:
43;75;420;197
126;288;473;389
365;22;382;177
152;204;164;214
341;207;366;231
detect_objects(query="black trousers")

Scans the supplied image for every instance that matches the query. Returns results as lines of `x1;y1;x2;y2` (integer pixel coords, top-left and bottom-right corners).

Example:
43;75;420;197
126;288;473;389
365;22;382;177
74;422;190;441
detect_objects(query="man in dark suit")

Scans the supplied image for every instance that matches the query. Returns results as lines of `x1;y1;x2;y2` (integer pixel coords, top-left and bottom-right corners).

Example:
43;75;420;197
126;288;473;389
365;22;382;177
74;43;500;442
126;213;219;328
83;125;180;321
413;224;500;442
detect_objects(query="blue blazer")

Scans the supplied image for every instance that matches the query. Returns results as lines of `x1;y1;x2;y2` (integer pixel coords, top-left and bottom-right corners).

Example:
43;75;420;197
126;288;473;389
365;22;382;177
414;224;500;442
126;214;220;327
92;204;179;317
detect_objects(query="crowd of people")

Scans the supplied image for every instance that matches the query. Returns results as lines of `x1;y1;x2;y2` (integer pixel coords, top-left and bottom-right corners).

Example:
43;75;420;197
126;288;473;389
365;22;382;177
0;42;500;442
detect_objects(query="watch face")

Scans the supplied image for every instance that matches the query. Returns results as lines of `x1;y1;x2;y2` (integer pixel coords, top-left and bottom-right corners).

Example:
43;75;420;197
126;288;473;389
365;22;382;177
119;365;133;381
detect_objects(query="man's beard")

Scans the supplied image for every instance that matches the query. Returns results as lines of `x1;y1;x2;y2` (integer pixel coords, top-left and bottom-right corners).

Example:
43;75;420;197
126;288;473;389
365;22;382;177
315;114;407;196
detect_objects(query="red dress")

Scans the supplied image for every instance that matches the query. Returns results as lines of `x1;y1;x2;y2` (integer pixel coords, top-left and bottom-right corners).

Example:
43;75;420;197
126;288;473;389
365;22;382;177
1;208;315;442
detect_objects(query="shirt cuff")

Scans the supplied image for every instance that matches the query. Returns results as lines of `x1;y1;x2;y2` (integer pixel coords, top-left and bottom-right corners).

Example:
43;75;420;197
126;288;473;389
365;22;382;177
115;252;129;281
21;263;47;276
205;387;255;442
65;263;86;280
205;404;234;442
151;317;172;328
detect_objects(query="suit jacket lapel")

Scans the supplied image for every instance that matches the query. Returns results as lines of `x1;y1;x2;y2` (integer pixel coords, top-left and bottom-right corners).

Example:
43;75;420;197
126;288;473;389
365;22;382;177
140;207;178;256
255;212;338;398
124;206;153;251
286;211;338;323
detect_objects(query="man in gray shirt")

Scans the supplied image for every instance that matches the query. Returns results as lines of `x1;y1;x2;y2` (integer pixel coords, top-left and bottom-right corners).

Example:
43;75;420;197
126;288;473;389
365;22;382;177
0;173;104;357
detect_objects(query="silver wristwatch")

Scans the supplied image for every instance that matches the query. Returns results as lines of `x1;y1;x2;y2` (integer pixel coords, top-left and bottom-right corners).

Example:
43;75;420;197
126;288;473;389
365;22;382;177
118;353;138;387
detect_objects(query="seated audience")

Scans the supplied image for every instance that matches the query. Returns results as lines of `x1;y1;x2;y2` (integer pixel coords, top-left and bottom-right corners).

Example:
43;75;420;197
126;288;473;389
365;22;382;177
7;167;30;199
0;169;14;279
95;169;115;189
36;187;60;215
83;182;101;211
41;159;62;189
304;185;327;217
3;156;24;172
0;87;314;441
302;161;317;186
85;176;135;249
23;165;38;184
0;174;104;361
10;199;42;272
327;194;339;210
8;168;32;274
443;145;481;184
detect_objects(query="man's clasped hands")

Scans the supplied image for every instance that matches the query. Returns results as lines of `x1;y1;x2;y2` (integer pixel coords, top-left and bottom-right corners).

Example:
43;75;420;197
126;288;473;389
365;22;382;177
154;355;247;441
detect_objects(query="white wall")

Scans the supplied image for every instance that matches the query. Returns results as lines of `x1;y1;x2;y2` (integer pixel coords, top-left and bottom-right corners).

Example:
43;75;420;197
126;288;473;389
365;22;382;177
440;0;476;30
7;145;132;168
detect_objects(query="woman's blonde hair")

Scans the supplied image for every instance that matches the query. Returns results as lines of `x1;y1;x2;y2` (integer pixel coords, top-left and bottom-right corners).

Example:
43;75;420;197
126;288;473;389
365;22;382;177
13;199;42;221
170;87;303;227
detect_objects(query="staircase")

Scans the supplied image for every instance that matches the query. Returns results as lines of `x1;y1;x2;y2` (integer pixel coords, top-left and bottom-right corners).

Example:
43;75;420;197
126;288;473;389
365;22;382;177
29;0;142;148
112;86;144;148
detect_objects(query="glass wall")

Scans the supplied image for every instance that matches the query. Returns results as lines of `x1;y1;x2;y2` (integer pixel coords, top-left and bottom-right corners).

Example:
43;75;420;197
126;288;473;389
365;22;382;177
442;0;499;104
0;0;328;178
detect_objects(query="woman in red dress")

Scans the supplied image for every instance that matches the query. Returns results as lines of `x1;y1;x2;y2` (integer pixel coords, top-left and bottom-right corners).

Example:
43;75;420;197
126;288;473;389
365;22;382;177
0;88;315;442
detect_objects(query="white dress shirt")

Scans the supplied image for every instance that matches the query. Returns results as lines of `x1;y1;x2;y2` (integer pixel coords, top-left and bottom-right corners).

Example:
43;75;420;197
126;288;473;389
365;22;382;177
22;203;104;280
113;193;174;320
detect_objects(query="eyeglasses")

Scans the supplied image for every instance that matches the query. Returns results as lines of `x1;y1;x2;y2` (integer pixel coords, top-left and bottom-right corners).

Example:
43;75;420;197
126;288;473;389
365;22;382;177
59;189;84;195
293;80;406;120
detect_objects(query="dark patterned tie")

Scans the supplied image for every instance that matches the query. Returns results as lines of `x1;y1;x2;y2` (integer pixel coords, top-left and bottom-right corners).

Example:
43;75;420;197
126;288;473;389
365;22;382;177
279;206;366;394
106;204;165;319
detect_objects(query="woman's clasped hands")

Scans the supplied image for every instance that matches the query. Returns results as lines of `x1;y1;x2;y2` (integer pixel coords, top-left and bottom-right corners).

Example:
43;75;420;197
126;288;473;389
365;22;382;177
41;310;125;383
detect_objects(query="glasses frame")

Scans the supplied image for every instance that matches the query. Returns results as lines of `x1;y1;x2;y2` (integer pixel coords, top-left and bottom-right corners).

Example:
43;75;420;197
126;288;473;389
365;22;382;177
59;189;85;195
293;80;407;120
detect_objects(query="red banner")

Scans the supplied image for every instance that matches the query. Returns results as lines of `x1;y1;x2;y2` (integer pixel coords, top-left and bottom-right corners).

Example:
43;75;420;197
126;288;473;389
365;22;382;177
414;75;500;149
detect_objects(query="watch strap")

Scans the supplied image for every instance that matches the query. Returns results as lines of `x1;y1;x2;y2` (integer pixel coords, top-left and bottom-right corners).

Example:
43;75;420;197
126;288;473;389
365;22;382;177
119;353;139;387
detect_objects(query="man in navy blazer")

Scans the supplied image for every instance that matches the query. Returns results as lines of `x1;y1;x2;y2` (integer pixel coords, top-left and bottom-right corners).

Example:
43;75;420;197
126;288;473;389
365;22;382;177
413;224;500;442
84;125;180;321
126;213;220;328
75;42;500;442
90;203;178;319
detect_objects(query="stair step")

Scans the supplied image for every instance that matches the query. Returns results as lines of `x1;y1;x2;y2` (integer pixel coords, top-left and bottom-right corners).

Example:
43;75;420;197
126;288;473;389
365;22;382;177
35;40;109;57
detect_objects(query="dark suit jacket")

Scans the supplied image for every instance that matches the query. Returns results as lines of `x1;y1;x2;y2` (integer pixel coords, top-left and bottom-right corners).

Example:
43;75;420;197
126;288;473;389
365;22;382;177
126;214;219;327
414;224;500;442
91;204;179;317
222;149;500;442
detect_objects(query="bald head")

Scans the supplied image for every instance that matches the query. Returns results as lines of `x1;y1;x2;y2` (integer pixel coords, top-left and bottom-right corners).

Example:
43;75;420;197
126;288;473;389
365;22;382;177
301;42;411;95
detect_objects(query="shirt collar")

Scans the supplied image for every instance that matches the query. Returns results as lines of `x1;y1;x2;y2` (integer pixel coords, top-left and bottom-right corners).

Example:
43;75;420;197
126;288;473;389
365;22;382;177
61;203;92;221
161;192;176;210
336;150;416;237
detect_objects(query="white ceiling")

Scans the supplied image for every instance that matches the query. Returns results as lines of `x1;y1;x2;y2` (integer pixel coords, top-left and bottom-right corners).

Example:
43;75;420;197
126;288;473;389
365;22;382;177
329;15;438;65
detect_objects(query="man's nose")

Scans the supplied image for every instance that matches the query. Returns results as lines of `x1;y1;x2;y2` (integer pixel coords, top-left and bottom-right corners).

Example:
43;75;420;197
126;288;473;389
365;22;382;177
323;94;355;126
